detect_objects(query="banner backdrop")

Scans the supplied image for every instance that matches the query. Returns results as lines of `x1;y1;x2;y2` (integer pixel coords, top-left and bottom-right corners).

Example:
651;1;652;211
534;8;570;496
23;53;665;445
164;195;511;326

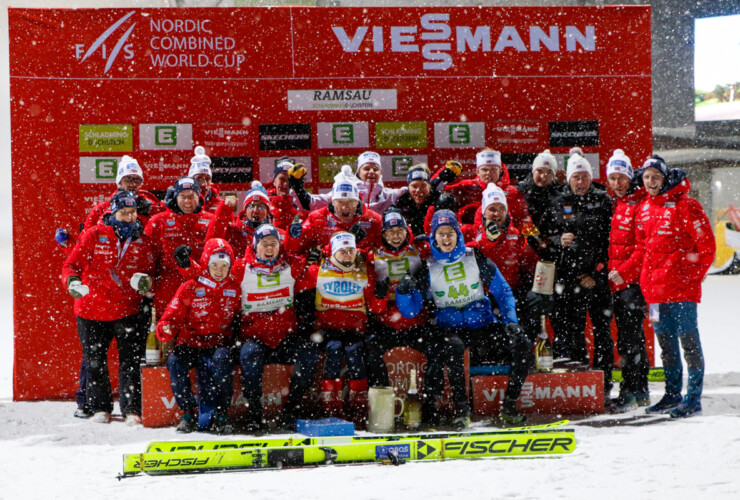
10;6;652;400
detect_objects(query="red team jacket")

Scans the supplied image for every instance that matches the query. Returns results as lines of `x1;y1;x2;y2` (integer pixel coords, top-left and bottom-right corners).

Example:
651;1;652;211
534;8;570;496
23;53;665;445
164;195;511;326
206;201;286;260
285;204;383;255
62;220;157;321
145;207;214;312
156;238;241;349
230;246;314;349
83;189;165;232
608;187;647;292
635;175;715;304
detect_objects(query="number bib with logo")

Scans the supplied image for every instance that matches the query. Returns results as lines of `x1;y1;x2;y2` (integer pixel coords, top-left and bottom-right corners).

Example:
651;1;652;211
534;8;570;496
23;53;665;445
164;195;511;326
374;246;422;301
428;249;484;309
240;263;295;313
315;261;368;312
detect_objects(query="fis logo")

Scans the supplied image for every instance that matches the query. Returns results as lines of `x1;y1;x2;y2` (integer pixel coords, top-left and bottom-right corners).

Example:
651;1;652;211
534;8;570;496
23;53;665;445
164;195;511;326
74;11;137;73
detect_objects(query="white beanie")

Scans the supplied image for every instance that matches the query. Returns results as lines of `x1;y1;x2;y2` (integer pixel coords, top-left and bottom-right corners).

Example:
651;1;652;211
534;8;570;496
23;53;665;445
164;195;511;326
330;231;357;255
116;155;143;184
476;150;502;169
481;183;508;213
208;251;231;267
332;166;361;202
606;149;633;179
356;151;381;173
188;146;212;178
566;154;593;182
532;149;558;174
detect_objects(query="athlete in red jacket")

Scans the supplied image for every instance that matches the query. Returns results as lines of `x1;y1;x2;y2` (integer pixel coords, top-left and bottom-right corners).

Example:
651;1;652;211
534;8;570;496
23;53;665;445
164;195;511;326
62;191;156;425
206;181;284;259
285;171;383;255
145;177;214;313
605;150;650;411
157;238;241;433
635;156;715;418
313;232;388;426
188;146;223;215
232;224;320;431
262;157;308;231
434;149;531;231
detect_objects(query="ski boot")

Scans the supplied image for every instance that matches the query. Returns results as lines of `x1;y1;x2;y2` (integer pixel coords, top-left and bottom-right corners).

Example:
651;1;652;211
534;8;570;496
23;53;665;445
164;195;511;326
176;413;197;433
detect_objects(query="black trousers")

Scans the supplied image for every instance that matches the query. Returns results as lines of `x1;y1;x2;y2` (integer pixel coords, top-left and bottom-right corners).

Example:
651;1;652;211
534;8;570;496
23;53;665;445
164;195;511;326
77;314;145;415
613;285;650;396
364;321;432;388
551;280;614;390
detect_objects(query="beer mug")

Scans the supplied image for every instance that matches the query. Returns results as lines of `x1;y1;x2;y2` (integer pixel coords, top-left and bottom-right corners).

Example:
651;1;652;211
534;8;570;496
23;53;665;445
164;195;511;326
367;386;404;433
532;261;555;295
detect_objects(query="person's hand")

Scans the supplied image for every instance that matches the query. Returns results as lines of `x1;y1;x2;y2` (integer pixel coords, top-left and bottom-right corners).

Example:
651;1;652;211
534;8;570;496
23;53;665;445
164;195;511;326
289;215;303;239
561;233;575;248
307;246;322;264
504;323;525;339
349;223;367;243
173;245;192;269
485;221;502;241
396;273;416;295
436;193;457;212
136;197;152;217
55;228;70;248
374;276;390;299
438;160;462;183
578;274;596;289
67;277;89;299
608;270;624;286
288;163;307;190
130;273;153;294
224;195;237;209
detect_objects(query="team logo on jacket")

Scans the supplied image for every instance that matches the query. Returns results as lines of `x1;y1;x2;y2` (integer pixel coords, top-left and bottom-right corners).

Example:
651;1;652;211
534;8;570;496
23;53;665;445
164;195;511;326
223;289;236;297
195;288;206;297
167;220;176;226
323;281;362;296
99;236;108;243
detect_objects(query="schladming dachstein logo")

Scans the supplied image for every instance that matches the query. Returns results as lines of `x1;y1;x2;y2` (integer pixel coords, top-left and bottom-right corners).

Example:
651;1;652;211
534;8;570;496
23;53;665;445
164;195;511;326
74;11;137;73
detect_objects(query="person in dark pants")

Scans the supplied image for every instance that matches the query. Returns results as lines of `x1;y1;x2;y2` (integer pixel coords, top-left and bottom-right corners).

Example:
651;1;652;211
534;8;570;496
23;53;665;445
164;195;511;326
62;191;156;425
539;153;615;404
605;149;650;411
517;149;562;253
397;210;532;426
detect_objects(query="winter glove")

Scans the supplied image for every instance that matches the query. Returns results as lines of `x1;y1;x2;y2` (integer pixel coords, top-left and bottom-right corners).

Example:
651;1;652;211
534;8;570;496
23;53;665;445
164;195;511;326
523;290;553;316
288;163;307;191
307;246;323;265
136;196;152;217
374;276;390;299
289;215;303;239
173;245;192;269
485;221;502;241
349;223;367;243
130;273;153;294
438;160;462;183
66;277;89;299
504;323;525;339
396;273;416;295
55;228;70;248
436;192;457;212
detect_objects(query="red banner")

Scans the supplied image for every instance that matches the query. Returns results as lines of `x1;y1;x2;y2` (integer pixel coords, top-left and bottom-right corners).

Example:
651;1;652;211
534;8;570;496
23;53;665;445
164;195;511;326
10;6;652;400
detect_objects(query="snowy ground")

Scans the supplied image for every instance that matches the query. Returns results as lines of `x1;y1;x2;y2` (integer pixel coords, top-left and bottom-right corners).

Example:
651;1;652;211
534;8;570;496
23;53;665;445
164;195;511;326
1;275;739;499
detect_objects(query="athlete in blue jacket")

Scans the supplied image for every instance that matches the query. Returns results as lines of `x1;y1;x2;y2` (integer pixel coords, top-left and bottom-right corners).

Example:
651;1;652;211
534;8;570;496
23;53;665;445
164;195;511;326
397;210;533;425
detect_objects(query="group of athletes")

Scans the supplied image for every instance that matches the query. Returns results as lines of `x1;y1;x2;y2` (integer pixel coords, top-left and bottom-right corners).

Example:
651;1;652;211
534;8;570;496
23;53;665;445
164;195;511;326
59;143;715;433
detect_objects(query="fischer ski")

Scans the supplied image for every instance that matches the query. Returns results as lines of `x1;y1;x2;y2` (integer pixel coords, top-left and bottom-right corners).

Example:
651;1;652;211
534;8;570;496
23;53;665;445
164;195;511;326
144;419;571;453
122;429;576;477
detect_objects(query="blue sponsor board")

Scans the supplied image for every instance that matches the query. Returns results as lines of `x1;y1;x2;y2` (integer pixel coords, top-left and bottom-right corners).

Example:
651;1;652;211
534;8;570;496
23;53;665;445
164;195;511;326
375;443;411;460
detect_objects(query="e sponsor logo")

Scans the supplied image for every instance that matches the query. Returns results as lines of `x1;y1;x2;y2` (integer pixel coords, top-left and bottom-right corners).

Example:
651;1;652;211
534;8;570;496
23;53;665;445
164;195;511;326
443;262;466;282
434;122;485;149
317;122;370;149
79;157;121;183
139;124;193;150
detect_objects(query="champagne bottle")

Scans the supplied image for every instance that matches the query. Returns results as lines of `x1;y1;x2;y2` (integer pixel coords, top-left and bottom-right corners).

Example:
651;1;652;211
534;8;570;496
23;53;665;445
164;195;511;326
535;315;553;373
145;305;161;366
404;368;422;431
